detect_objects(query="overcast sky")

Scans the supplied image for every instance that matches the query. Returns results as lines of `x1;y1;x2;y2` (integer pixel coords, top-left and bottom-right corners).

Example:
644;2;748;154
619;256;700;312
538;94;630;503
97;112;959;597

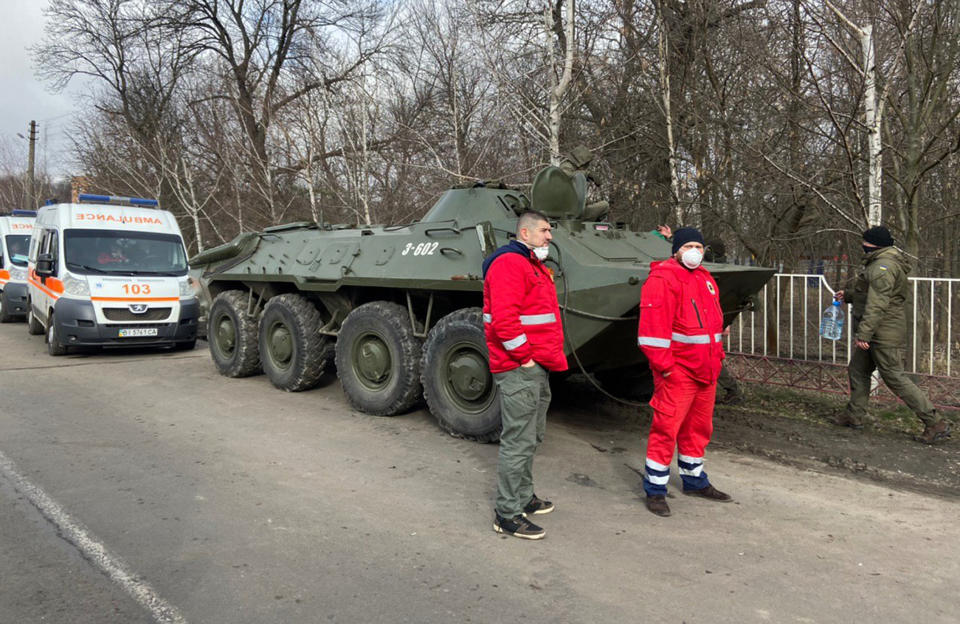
0;0;82;178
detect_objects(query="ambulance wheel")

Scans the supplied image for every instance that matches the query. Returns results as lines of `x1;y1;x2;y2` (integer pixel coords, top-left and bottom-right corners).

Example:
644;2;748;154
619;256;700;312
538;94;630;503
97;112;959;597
208;290;261;378
335;301;422;416
0;291;13;323
259;294;329;392
46;313;68;356
27;305;44;335
420;308;500;443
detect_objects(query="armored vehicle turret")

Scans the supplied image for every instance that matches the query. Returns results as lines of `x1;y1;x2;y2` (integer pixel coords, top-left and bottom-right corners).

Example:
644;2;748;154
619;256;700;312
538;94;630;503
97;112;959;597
190;152;773;441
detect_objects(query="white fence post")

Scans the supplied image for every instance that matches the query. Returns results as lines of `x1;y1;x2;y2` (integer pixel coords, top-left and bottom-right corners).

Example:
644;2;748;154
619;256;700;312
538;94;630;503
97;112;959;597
727;273;959;381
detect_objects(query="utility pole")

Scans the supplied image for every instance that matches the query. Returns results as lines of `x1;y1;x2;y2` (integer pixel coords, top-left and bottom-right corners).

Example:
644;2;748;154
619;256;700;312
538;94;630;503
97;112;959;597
25;120;37;211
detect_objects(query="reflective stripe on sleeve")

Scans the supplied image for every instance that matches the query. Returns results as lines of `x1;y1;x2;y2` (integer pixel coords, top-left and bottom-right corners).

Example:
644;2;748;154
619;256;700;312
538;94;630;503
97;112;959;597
519;313;556;325
714;333;723;341
502;333;528;351
485;313;556;325
638;336;671;348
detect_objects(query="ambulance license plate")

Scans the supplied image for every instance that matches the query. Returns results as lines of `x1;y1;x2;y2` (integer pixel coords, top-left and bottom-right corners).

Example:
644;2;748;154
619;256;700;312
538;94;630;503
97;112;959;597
118;328;159;338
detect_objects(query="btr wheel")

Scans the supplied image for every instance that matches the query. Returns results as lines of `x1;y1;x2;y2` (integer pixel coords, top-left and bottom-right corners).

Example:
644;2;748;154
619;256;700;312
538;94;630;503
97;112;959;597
335;301;422;416
421;308;500;442
259;294;330;392
27;304;44;335
207;290;261;377
46;313;67;356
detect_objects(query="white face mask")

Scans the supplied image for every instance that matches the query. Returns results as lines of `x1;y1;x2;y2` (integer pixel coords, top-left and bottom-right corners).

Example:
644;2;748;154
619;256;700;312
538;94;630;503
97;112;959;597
533;246;549;261
681;248;703;269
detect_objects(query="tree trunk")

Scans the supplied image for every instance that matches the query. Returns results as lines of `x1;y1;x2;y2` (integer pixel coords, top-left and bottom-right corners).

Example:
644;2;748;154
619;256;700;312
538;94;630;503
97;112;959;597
657;0;682;225
546;0;575;166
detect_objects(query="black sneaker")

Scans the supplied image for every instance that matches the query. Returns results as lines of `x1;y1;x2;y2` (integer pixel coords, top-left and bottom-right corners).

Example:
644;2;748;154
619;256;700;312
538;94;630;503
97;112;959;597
523;494;554;516
494;513;546;540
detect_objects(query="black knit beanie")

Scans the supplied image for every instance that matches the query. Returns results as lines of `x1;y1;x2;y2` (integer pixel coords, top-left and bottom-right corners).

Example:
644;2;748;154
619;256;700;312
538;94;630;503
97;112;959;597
862;226;894;248
672;227;705;254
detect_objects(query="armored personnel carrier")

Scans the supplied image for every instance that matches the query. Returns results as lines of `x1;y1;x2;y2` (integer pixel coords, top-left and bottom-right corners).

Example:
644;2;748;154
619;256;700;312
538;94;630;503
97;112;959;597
190;149;773;441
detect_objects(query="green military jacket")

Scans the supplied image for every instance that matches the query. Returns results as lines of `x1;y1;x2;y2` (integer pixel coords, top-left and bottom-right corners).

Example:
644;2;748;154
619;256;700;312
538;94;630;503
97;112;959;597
843;246;911;347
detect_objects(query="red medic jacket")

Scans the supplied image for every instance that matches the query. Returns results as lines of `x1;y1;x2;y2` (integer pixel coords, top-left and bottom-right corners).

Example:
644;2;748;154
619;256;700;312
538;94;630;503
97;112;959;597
637;257;725;383
482;241;568;374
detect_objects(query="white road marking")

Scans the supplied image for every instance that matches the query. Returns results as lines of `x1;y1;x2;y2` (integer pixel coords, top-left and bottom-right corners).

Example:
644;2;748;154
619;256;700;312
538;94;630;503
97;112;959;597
0;449;188;624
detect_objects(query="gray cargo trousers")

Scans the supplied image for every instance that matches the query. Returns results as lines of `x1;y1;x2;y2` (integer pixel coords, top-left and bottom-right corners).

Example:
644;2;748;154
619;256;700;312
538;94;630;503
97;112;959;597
494;363;551;519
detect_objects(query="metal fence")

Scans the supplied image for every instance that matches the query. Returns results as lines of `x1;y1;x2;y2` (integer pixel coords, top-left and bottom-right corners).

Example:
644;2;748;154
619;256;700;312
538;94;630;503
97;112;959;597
726;273;960;409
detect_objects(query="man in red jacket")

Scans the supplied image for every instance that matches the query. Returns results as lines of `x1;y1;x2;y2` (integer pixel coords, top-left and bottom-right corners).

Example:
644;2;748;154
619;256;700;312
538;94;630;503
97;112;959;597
637;227;733;517
482;210;568;540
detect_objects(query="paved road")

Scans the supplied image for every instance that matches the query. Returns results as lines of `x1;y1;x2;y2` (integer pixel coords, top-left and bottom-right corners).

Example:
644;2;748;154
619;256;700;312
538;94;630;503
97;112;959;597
0;328;957;623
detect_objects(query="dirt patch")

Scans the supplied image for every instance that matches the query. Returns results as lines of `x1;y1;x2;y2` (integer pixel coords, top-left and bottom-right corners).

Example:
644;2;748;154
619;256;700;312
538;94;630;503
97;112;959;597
551;376;960;498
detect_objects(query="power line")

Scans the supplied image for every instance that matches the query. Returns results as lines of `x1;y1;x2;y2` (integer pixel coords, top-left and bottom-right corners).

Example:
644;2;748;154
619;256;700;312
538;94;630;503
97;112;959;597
37;111;75;124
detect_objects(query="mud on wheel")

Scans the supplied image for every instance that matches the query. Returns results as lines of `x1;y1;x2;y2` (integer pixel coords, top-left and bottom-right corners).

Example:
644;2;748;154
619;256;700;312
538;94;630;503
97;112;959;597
208;290;261;377
335;301;422;416
259;294;330;392
420;308;500;442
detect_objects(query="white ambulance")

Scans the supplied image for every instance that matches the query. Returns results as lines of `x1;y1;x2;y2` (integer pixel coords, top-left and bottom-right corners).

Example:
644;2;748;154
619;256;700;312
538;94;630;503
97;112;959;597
26;194;199;355
0;209;36;321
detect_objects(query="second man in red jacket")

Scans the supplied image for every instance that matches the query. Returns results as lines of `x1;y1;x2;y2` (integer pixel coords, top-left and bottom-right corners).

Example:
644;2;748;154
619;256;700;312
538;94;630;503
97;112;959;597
637;227;733;517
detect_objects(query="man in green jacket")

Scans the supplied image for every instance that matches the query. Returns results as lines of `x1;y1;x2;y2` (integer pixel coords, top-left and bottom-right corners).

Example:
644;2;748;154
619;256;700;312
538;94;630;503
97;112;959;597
835;226;951;444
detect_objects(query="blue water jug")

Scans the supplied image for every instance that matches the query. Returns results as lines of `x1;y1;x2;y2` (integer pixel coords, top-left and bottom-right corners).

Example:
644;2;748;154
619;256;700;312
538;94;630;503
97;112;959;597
820;300;844;341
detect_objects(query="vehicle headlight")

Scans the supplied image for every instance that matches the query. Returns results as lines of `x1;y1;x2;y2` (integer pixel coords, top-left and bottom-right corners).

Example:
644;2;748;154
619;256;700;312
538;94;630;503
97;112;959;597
180;278;195;298
63;274;90;296
8;266;27;281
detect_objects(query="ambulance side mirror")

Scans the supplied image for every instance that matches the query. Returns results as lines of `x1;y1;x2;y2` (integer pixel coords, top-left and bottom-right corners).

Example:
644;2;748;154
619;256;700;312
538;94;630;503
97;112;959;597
36;253;54;276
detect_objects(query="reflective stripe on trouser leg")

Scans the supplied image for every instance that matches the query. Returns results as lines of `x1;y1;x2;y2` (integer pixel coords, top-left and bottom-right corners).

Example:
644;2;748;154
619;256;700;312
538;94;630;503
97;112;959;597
644;371;687;498
643;458;671;497
645;370;701;466
678;454;709;491
495;366;548;518
676;378;716;491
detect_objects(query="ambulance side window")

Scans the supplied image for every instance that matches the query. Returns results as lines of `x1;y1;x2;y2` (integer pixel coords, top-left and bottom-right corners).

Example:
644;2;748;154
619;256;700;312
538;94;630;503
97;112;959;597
40;230;59;273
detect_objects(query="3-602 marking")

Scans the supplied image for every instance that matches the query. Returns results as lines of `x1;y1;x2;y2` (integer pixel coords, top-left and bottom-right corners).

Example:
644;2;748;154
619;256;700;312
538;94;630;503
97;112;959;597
401;242;439;257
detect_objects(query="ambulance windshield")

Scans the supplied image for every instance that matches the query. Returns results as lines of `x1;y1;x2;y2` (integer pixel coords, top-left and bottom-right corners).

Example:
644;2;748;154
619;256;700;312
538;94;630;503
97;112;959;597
4;235;30;266
64;230;188;276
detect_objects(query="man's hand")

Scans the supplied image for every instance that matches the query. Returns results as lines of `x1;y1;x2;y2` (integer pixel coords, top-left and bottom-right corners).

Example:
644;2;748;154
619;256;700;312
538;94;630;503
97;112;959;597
521;360;536;368
834;290;845;303
855;339;870;350
656;225;672;239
